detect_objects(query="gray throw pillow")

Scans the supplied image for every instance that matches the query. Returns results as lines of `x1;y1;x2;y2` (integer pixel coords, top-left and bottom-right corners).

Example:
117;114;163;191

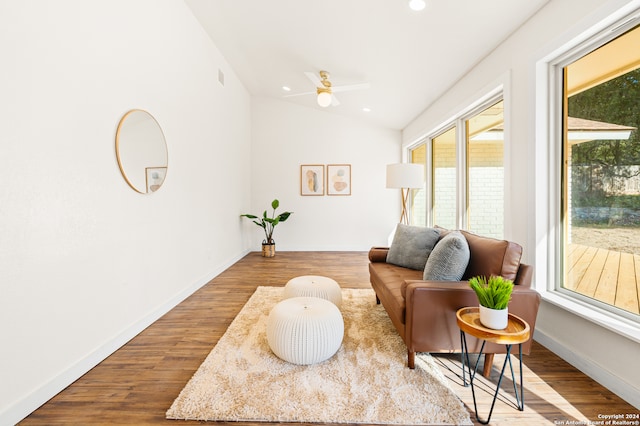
423;231;470;280
387;224;440;270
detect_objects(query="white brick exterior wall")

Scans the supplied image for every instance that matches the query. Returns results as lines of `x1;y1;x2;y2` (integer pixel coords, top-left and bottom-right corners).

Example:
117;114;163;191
410;140;504;238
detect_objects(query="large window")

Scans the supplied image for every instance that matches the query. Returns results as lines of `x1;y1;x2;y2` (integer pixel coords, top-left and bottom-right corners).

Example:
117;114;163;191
561;24;640;319
410;144;427;226
432;127;457;229
467;100;504;238
408;96;505;238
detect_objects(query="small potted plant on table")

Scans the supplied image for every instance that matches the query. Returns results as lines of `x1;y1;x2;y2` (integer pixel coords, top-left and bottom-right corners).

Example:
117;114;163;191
241;199;293;257
469;275;514;329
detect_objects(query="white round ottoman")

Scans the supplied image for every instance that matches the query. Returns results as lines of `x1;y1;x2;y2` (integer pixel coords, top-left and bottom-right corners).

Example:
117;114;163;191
284;275;342;308
266;297;344;365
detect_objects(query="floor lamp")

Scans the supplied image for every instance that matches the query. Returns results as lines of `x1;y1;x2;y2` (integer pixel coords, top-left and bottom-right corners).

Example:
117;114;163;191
386;163;424;225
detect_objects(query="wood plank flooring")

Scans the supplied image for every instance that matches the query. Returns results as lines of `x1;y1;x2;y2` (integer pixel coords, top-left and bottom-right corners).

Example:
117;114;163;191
20;252;638;425
567;244;640;314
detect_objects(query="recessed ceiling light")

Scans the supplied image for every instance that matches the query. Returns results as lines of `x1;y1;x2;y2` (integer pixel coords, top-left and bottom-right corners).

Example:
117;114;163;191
363;107;371;113
409;0;426;11
282;86;291;92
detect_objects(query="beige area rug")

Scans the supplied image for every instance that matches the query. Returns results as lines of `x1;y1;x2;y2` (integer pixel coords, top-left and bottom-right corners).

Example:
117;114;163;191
166;286;472;425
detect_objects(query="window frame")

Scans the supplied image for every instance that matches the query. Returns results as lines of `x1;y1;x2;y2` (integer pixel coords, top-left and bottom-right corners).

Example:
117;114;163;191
431;125;459;230
536;5;640;343
465;99;506;238
407;89;506;233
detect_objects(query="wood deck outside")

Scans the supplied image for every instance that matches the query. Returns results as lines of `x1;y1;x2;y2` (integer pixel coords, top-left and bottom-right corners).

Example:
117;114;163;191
566;244;640;314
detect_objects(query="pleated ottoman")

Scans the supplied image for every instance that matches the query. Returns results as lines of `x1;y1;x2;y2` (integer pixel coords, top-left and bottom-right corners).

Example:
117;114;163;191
266;296;344;365
283;275;342;308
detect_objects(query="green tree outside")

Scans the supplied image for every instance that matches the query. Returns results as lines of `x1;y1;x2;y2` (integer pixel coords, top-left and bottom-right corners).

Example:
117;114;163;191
568;68;640;223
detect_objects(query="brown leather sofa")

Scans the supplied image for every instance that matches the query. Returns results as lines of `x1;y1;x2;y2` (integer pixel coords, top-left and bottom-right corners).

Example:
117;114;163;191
369;229;541;375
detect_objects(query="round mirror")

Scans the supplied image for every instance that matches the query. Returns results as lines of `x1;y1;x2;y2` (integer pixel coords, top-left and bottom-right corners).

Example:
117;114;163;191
115;109;168;194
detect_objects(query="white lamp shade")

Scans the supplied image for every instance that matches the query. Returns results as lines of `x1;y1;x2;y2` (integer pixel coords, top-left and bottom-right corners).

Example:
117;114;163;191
386;163;424;189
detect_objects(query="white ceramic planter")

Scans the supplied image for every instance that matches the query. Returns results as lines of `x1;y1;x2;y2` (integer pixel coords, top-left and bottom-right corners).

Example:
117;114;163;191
479;305;508;329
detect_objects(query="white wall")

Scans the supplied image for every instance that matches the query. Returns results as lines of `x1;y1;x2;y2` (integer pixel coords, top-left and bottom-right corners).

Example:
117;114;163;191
0;1;252;424
249;98;401;251
403;0;640;408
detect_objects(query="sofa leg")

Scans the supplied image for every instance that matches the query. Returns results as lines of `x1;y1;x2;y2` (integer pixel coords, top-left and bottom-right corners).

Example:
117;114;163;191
408;350;415;369
483;353;494;378
375;294;380;305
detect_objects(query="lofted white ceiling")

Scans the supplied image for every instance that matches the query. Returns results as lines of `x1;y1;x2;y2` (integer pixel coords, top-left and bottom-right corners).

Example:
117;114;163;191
184;0;549;130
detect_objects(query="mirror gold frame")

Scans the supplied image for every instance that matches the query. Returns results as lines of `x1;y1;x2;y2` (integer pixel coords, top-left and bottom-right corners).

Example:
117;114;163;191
115;109;168;194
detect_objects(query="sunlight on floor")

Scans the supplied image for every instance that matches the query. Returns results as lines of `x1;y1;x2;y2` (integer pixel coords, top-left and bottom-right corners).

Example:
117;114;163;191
433;353;592;425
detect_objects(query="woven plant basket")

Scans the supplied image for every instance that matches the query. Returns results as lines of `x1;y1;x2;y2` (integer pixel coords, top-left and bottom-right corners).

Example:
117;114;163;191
262;243;276;257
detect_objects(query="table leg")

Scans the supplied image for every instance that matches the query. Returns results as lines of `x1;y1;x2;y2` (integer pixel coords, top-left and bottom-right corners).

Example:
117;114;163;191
460;331;467;387
460;332;525;424
461;331;485;423
461;331;485;385
507;343;525;411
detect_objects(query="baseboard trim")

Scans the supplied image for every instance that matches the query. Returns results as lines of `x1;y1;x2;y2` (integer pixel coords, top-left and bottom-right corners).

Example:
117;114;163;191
534;330;640;409
1;250;249;426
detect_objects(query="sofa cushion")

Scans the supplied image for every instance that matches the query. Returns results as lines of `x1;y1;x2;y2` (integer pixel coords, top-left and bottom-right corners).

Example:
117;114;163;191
387;224;440;271
369;261;423;326
423;231;470;281
460;230;522;281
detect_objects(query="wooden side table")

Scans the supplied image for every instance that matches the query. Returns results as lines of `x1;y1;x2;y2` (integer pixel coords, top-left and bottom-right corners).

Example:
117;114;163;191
456;307;531;425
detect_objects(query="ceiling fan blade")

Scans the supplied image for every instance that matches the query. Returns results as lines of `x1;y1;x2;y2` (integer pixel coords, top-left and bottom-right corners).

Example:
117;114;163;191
331;82;371;93
331;94;341;106
283;91;315;98
304;71;323;88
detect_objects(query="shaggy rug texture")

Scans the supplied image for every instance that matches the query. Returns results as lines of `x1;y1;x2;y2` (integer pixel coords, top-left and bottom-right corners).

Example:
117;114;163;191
166;286;471;425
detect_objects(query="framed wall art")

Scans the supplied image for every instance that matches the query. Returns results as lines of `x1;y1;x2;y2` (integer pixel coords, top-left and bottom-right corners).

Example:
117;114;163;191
145;166;167;193
300;164;324;196
327;164;351;196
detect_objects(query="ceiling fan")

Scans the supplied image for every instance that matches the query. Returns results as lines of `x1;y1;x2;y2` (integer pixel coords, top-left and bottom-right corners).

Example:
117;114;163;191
284;70;370;107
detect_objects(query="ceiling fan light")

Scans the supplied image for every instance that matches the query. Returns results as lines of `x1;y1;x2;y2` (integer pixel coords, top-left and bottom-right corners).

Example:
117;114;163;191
317;91;332;107
409;0;426;11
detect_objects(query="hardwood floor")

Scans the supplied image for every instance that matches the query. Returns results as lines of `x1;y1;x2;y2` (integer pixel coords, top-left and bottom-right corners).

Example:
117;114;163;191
21;252;638;425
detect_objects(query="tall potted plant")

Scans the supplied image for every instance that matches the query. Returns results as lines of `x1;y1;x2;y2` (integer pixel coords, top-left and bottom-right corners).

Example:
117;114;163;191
469;275;514;329
241;199;293;257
